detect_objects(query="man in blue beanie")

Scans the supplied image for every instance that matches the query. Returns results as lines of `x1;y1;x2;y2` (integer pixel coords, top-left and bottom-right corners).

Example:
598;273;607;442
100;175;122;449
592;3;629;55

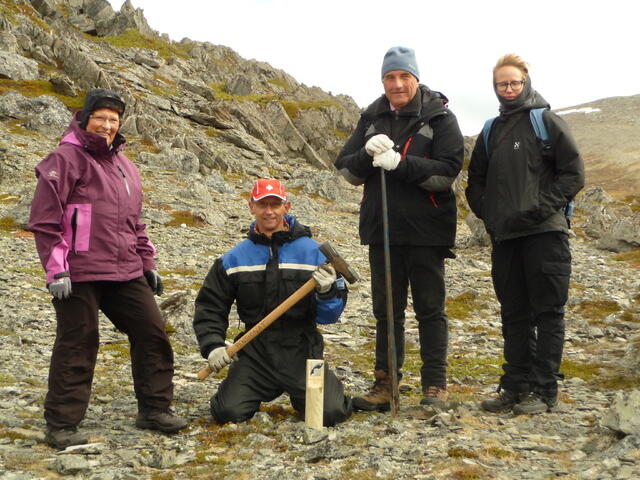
335;46;464;411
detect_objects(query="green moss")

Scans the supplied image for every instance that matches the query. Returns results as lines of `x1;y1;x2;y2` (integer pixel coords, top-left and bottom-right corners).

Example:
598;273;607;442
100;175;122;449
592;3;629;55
446;291;481;320
206;83;340;118
267;78;290;90
0;373;16;386
574;298;621;325
165;210;207;227
0;79;84;109
331;128;351;140
612;249;640;268
596;373;640;390
451;466;487;480
483;446;514;459
102;341;130;359
147;83;179;97
205;127;222;137
95;29;189;59
559;360;602;381
159;268;197;276
281;99;339;119
448;447;479;459
5;119;40;137
448;354;502;384
208;83;234;100
0;217;20;232
0;0;51;30
0;194;20;205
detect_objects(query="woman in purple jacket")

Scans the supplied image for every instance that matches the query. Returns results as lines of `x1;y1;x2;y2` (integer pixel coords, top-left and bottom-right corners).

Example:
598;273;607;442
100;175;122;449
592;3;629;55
28;89;187;449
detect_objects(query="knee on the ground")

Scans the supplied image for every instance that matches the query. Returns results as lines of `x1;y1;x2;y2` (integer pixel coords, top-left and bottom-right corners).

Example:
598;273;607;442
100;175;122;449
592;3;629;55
210;398;255;424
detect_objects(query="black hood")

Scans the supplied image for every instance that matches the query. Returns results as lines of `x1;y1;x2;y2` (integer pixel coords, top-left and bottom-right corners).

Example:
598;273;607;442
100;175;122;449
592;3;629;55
78;88;126;129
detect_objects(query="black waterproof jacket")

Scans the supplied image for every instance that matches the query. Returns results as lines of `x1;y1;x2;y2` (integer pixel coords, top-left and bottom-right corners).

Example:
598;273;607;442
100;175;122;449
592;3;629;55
335;85;464;246
465;97;585;242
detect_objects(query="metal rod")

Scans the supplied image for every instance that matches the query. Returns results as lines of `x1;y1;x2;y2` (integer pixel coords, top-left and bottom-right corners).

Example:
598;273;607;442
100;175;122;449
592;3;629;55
380;167;399;414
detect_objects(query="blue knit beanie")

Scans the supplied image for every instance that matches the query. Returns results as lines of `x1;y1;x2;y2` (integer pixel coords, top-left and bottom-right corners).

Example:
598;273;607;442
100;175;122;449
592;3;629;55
381;46;419;80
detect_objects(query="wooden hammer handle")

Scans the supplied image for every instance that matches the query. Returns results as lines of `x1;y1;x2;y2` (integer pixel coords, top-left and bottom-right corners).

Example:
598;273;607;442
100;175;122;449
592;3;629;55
197;278;317;381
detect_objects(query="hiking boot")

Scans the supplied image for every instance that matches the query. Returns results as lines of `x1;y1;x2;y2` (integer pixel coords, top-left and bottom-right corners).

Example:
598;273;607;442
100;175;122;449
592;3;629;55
480;389;526;413
513;392;557;415
420;385;448;406
45;426;89;450
136;409;188;433
351;370;391;412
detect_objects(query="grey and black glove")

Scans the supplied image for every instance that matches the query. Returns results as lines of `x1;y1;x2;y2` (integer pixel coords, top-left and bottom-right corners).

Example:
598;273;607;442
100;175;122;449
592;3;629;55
48;273;72;300
144;270;164;296
312;264;337;294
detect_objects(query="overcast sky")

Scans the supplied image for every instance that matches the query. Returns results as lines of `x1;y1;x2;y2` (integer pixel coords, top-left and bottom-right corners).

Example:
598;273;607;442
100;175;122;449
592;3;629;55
108;0;638;135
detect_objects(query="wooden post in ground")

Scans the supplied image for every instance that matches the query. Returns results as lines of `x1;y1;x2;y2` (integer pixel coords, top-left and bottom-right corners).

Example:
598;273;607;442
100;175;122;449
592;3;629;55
305;359;324;429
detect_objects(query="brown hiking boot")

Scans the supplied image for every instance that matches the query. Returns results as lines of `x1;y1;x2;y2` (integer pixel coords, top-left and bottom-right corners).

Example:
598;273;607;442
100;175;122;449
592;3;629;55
136;409;187;433
419;385;448;406
352;370;391;412
45;426;89;450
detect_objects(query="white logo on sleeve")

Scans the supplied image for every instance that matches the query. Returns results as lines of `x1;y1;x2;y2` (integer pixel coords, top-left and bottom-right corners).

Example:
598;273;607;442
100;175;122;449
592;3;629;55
513;142;520;150
47;170;59;178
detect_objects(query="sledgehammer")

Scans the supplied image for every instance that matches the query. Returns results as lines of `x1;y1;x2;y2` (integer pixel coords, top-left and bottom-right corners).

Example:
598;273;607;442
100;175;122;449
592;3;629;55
197;241;359;380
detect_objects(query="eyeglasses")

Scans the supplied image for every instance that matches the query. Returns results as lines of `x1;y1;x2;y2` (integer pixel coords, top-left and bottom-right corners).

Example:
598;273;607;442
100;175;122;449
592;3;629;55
495;80;525;92
89;115;120;126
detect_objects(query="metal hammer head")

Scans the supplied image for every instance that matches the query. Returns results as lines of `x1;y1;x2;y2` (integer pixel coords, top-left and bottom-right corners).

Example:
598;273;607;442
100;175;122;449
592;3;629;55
318;241;360;284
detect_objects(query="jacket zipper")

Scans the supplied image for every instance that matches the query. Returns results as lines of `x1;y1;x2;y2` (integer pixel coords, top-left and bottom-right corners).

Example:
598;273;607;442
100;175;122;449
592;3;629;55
71;207;78;253
117;165;131;196
401;135;438;207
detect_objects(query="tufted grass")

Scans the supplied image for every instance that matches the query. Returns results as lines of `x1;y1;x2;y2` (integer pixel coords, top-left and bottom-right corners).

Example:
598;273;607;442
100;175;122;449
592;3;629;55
165;210;207;227
95;29;189;59
573;298;621;325
446;290;483;320
267;77;290;90
0;79;84;109
0;0;51;30
612;248;640;268
0;193;20;205
207;82;340;118
0;217;20;233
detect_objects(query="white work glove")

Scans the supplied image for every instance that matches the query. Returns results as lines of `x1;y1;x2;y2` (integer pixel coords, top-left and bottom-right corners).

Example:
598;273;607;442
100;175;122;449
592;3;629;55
373;149;402;170
312;264;337;294
207;346;237;373
48;276;72;300
365;134;394;156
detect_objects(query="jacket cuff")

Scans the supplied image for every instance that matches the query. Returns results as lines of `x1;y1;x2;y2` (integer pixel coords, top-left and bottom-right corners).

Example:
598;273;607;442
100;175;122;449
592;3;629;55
315;283;338;300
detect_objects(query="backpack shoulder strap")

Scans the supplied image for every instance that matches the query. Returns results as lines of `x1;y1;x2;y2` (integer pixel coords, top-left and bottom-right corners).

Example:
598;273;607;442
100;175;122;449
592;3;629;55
481;116;498;157
530;107;575;225
529;107;550;143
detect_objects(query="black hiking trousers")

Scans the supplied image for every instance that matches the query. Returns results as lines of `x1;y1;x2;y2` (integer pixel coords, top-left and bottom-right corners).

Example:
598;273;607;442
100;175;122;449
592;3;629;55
45;277;175;429
369;245;449;388
210;327;352;426
491;231;571;395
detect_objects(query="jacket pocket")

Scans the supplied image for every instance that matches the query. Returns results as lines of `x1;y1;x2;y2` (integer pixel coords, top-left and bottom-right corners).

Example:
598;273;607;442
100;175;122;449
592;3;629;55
64;204;92;252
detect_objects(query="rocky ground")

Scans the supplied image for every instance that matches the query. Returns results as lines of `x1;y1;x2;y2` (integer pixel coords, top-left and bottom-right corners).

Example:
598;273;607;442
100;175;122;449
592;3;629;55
1;159;639;480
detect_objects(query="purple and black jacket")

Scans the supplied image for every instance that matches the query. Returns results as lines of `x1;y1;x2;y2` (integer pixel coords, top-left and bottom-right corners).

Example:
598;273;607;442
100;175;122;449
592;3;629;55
28;113;157;284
